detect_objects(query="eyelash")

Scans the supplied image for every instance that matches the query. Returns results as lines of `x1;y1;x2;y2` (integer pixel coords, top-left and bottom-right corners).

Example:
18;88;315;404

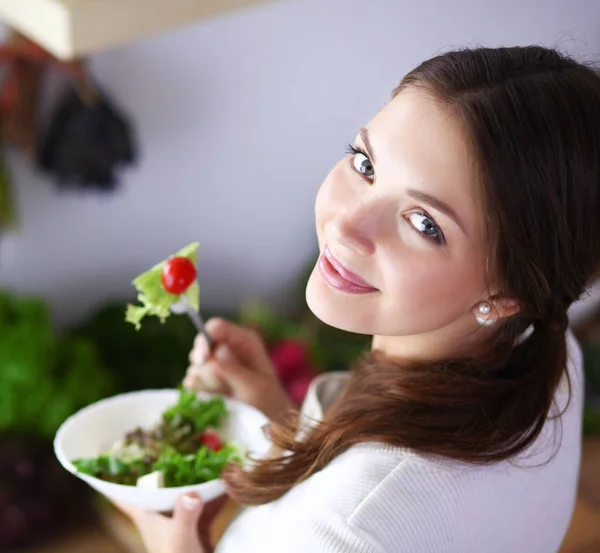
345;143;366;156
345;143;368;167
344;143;445;247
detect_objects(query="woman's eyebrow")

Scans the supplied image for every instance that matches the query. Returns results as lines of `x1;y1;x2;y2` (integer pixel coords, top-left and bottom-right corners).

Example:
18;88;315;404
406;188;467;234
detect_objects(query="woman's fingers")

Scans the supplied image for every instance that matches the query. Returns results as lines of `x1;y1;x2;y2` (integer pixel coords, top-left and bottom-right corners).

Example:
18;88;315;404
113;495;207;553
189;345;260;398
170;493;206;553
204;318;271;370
190;333;211;365
184;362;229;394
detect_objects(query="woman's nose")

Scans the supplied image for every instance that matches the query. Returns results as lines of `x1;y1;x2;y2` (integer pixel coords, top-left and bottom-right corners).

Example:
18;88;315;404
328;203;382;256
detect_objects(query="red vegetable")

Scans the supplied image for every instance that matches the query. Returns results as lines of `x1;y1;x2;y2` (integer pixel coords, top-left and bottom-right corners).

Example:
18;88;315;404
269;339;310;383
197;431;222;452
161;257;197;295
287;371;317;405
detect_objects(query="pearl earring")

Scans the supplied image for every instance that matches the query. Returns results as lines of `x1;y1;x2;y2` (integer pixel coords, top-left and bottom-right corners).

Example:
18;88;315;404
476;302;495;326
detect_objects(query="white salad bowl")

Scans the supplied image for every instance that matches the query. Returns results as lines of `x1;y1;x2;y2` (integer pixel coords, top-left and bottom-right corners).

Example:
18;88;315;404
54;389;271;512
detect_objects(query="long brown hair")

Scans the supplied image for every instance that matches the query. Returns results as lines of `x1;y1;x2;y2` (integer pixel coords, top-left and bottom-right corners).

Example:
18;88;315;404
225;46;600;505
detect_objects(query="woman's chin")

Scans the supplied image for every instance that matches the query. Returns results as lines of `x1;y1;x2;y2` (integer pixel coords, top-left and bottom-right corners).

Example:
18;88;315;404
305;269;374;335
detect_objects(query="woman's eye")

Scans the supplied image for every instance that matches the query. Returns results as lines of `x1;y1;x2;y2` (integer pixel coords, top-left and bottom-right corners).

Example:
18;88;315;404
345;144;375;181
352;153;374;180
407;212;444;244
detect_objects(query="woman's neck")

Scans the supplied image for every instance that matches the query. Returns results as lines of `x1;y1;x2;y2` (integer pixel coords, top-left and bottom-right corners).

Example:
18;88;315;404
371;320;490;362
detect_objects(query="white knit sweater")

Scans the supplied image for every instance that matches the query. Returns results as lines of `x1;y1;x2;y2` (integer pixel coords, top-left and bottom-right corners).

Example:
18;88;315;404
216;331;583;553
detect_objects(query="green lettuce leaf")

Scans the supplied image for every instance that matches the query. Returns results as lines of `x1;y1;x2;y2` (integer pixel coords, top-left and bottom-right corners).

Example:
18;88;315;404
126;242;200;329
72;455;153;485
155;445;242;487
162;390;227;433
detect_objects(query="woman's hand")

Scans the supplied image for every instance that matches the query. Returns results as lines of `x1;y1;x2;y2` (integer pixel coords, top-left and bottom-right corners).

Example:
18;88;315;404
115;493;228;553
184;318;294;420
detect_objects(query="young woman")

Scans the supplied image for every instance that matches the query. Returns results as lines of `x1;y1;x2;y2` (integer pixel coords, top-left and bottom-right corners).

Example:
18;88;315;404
117;45;600;553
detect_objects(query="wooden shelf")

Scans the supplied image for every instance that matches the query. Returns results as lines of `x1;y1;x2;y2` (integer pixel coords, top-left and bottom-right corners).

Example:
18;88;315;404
0;0;278;60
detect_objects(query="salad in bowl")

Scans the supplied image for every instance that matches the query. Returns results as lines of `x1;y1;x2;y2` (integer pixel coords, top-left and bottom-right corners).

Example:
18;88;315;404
72;390;241;489
54;388;269;511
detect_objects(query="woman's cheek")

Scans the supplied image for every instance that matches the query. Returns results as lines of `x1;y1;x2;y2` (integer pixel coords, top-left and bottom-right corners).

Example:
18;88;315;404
384;252;463;310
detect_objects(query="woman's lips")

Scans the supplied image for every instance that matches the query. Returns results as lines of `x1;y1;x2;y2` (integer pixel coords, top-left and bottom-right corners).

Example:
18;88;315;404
318;246;378;294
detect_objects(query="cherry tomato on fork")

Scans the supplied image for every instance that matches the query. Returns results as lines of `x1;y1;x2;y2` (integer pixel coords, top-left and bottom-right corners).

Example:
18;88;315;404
161;257;197;295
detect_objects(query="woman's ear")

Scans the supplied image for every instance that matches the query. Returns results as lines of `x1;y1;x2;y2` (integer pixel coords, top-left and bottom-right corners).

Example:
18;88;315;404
491;297;521;320
471;297;520;326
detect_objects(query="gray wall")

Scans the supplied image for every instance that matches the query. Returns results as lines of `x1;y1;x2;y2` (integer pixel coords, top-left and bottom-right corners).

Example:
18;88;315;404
0;0;599;327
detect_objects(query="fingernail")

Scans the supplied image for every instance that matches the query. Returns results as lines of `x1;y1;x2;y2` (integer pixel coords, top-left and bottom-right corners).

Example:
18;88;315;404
181;494;201;511
215;345;231;363
191;348;207;365
205;318;220;332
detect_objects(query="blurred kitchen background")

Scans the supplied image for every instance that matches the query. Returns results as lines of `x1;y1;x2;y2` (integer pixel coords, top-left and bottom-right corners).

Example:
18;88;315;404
0;0;599;552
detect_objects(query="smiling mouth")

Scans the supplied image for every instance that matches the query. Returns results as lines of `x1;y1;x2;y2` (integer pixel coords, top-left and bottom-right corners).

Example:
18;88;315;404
318;246;378;294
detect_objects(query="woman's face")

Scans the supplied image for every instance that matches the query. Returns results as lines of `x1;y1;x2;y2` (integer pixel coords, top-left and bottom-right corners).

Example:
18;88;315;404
306;88;492;357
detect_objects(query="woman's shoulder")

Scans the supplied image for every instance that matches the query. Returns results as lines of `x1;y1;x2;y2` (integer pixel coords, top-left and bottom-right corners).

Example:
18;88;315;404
298;433;579;552
224;434;578;553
